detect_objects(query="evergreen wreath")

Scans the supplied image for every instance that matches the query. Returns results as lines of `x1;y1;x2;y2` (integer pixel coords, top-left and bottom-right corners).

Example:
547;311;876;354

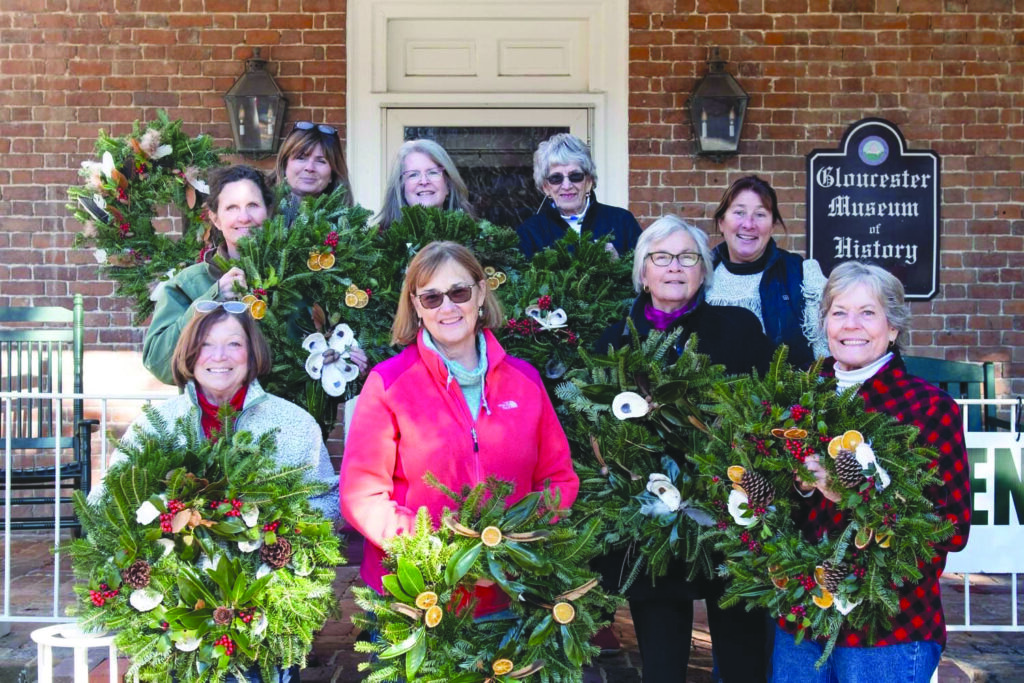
68;110;223;322
68;409;345;682
352;478;618;683
690;348;954;661
554;327;726;589
497;230;634;389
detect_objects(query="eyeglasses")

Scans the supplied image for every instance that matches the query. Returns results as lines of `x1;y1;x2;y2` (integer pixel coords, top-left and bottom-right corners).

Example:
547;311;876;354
292;121;338;136
195;300;249;315
647;251;701;268
401;167;445;184
413;283;476;309
545;171;587;186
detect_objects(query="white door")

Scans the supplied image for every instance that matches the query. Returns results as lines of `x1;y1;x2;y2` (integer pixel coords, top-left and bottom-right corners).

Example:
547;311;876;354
384;107;591;229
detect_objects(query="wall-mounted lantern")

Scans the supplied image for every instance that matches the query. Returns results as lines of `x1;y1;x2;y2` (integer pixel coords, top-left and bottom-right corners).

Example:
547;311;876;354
688;48;749;160
224;48;288;155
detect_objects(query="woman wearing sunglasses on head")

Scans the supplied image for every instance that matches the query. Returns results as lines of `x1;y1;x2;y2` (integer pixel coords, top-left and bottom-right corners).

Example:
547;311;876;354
274;121;354;223
373;139;477;231
516;133;641;260
340;241;578;617
594;216;773;683
143;165;274;385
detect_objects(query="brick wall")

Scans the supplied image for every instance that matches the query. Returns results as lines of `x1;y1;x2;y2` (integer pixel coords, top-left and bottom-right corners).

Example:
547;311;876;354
1;1;1021;402
628;0;1024;397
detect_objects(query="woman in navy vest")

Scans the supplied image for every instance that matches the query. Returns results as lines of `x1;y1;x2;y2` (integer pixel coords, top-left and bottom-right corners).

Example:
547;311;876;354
705;175;828;368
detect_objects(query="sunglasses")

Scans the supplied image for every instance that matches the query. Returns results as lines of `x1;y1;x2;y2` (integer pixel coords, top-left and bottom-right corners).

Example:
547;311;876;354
413;283;477;310
647;251;701;268
292;121;338;136
545;171;587;186
195;300;249;315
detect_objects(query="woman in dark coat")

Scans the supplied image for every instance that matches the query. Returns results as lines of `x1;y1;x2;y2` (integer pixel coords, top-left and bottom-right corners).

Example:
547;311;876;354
596;215;773;683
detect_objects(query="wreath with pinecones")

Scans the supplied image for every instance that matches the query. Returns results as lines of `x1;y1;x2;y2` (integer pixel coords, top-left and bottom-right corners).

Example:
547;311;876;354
68;110;223;322
690;348;954;660
554;327;726;589
68;410;344;682
352;478;619;682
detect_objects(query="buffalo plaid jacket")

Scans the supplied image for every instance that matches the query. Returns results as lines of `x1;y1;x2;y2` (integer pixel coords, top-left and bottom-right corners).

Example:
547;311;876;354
780;353;971;648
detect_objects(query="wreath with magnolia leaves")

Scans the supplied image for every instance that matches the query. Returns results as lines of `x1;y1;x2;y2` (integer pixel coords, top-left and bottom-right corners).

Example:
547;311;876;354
68;411;344;682
690;348;954;660
554;327;726;589
352;478;619;683
68;110;223;322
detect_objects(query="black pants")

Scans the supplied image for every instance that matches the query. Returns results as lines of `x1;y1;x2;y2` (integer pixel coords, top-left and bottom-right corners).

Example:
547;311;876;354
629;583;768;683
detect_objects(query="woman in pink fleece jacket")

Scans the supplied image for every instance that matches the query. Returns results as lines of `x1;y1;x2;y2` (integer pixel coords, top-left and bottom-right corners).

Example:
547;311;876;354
339;241;579;613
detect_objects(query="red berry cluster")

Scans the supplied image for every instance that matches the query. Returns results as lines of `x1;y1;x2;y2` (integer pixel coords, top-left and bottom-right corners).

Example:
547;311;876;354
161;621;170;630
117;187;128;203
783;438;817;463
214;635;235;656
324;231;339;248
119;222;131;236
751;437;772;458
262;520;281;532
536;295;552;310
565;330;579;345
740;531;751;544
168;499;185;514
853;567;867;579
505;317;541;337
796;574;817;591
761;400;772;416
210;498;244;517
789;404;810;422
238;609;258;625
89;583;119;607
159;512;175;533
716;520;729;530
790;605;807;617
750;505;768;517
365;288;372;297
253;287;267;297
135;162;148;176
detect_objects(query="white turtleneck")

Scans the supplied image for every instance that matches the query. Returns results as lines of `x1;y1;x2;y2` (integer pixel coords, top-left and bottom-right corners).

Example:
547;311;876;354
834;352;894;392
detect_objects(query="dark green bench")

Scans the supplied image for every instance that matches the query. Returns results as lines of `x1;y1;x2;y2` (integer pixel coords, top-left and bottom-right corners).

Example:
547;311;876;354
902;355;1006;432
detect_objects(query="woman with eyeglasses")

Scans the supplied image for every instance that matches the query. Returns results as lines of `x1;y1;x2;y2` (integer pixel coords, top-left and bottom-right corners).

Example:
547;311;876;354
274;121;354;223
373;139;476;231
594;216;773;683
143;165;273;385
516;133;641;260
340;241;578;616
705;175;828;369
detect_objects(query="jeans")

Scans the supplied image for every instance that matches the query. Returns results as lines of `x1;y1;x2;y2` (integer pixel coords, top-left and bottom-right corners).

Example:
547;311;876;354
771;626;941;683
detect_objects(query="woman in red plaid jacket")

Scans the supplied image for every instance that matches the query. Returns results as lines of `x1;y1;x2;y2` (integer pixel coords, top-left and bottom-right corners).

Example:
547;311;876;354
772;261;971;683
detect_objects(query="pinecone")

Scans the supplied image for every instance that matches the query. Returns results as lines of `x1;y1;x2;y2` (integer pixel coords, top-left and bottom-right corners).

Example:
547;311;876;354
740;470;774;507
823;563;848;593
835;449;865;488
120;560;151;589
213;606;234;625
260;537;293;570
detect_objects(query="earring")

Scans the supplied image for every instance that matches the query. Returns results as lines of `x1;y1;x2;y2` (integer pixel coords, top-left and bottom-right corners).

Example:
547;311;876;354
478;306;485;317
643;283;650;293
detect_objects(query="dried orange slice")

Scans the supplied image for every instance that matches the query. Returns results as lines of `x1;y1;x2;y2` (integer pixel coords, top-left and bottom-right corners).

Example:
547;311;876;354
344;292;359;307
481;526;502;547
827;435;845;458
241;294;257;307
552;601;576;625
875;531;892;548
249;300;267;320
347;283;359;293
814;566;827;587
424;604;443;628
318;252;336;269
771;573;789;589
812;589;834;609
727;465;746;484
770;428;787;438
484;266;496;276
784;428;808;439
854;527;873;549
492;659;514;676
841;430;864;450
354;291;369;309
414;591;438;610
307;253;322;271
495;271;507;284
487;276;500;290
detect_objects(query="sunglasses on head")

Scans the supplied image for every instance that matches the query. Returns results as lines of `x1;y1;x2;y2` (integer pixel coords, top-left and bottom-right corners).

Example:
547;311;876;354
195;300;249;315
292;121;338;136
413;283;477;310
545;171;587;186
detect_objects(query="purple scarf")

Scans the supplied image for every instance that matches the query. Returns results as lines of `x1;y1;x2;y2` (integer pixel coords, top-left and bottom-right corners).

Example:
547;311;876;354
644;299;698;330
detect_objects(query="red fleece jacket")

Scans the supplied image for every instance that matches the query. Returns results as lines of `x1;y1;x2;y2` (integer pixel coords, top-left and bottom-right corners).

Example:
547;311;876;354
339;329;579;605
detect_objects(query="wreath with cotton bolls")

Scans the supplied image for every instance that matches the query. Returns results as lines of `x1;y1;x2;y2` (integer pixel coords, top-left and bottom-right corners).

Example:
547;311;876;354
689;348;954;662
68;110;223;322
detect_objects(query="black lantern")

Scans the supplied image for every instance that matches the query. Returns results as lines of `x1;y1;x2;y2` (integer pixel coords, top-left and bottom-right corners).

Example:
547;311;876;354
689;48;749;159
224;48;288;155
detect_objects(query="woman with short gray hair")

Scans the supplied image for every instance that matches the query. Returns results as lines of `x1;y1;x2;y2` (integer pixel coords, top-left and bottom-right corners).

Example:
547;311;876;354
516;133;641;259
374;139;476;231
594;215;773;683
